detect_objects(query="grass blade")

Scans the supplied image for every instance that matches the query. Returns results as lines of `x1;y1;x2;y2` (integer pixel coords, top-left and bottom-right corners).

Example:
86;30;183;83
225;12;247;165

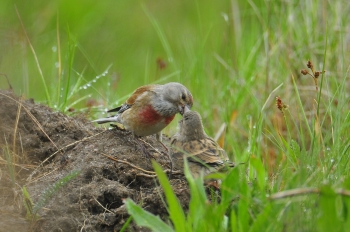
125;199;174;232
152;161;187;232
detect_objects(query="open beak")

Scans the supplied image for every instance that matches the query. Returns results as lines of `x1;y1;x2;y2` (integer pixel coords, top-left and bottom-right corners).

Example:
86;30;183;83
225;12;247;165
180;105;191;115
184;105;190;113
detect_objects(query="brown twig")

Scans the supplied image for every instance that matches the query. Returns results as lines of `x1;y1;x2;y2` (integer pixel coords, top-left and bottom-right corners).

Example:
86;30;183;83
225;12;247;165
269;187;350;200
101;153;182;176
336;189;350;197
0;156;36;169
101;153;156;174
92;196;115;214
26;166;61;185
269;188;320;200
136;173;158;178
135;171;182;178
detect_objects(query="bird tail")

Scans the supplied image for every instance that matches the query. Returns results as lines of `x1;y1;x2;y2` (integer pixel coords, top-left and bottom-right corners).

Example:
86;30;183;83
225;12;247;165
92;115;120;124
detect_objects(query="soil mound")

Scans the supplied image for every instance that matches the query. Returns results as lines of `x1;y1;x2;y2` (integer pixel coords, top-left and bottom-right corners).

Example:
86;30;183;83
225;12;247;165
0;89;190;232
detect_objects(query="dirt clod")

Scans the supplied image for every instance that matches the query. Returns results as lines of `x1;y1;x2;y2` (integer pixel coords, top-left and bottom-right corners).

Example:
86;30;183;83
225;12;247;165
0;89;190;232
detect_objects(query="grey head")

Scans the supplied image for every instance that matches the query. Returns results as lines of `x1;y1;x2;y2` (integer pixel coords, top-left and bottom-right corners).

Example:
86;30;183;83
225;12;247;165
178;110;207;141
152;82;193;116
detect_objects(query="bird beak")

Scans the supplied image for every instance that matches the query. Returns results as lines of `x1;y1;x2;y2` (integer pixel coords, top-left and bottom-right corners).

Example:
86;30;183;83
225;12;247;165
184;105;190;113
180;105;190;115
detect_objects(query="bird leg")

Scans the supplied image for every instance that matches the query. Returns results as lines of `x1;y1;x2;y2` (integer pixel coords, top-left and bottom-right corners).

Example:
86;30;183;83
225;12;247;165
157;140;169;153
138;136;173;179
131;136;154;159
164;149;173;179
156;139;173;179
155;132;169;152
129;132;173;178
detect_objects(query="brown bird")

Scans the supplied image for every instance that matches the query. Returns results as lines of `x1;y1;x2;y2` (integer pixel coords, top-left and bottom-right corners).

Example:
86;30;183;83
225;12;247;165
171;110;234;178
93;82;193;157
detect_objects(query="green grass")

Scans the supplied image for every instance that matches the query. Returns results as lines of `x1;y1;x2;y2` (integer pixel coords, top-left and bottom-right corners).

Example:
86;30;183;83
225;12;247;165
1;0;350;231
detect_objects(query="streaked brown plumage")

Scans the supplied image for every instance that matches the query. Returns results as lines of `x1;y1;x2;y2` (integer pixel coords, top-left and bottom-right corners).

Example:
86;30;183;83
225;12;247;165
171;110;234;177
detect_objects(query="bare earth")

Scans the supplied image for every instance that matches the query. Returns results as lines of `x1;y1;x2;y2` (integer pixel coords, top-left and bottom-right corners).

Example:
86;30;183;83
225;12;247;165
0;89;190;232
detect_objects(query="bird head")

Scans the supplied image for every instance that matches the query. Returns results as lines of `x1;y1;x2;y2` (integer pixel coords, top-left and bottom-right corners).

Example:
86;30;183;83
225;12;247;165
162;82;193;115
178;110;206;140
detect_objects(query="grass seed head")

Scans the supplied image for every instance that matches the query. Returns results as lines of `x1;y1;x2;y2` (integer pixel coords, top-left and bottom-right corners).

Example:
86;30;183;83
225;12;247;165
307;60;313;70
276;96;288;112
300;69;309;75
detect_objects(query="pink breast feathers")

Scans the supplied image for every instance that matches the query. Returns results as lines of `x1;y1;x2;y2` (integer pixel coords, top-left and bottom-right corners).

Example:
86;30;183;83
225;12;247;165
139;105;162;124
164;114;175;124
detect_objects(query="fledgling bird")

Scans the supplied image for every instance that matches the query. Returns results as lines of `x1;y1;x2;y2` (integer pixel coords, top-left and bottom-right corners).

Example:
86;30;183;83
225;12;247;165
171;110;234;178
93;82;193;155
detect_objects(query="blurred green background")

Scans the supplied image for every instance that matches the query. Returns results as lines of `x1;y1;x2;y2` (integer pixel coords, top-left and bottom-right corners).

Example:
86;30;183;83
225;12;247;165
1;0;242;101
2;1;350;230
1;0;349;162
1;0;267;145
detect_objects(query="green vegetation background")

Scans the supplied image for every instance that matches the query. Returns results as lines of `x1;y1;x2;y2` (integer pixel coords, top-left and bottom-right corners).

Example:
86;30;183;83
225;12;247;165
1;0;350;231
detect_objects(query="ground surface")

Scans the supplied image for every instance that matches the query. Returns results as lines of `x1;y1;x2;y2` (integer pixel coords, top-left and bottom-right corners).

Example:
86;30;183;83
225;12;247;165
0;89;190;232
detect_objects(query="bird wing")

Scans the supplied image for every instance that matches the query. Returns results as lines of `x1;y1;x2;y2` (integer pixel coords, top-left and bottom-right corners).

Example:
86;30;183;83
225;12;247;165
172;136;230;166
107;84;158;114
107;105;123;113
187;138;227;165
125;84;158;105
107;104;130;114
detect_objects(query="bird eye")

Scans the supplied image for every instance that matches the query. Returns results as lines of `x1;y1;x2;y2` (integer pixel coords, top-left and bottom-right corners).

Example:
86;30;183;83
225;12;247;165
181;94;186;100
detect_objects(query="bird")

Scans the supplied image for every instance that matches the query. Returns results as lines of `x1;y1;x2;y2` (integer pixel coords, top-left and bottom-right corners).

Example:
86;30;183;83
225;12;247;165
92;82;193;156
170;110;234;178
